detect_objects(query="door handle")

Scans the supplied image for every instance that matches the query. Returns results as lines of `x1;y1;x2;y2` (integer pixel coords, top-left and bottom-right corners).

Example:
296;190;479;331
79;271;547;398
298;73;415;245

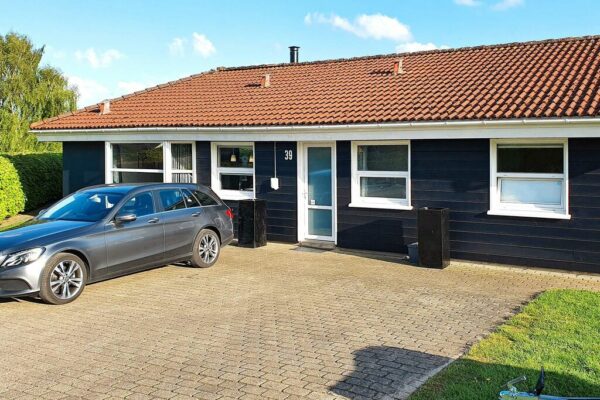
191;212;201;217
148;218;160;224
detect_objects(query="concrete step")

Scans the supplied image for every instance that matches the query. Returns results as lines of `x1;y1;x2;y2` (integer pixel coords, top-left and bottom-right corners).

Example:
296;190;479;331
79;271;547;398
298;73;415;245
299;240;336;251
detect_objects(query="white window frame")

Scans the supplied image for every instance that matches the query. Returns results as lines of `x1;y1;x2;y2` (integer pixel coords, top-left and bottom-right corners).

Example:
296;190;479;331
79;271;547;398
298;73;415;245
488;138;570;220
210;142;255;200
349;140;412;210
105;141;196;184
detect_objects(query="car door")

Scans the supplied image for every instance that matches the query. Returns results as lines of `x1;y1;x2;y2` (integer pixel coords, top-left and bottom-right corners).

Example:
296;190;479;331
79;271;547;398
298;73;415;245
103;191;165;277
157;188;199;261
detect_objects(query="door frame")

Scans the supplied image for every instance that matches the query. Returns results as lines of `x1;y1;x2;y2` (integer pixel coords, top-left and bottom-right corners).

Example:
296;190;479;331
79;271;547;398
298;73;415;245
297;141;337;243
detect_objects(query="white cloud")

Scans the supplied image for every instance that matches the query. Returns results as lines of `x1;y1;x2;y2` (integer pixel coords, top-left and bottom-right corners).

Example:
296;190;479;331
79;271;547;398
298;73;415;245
192;33;216;57
75;48;123;68
67;76;110;107
396;42;451;53
305;12;412;42
116;81;146;95
169;37;186;56
492;0;524;10
454;0;481;6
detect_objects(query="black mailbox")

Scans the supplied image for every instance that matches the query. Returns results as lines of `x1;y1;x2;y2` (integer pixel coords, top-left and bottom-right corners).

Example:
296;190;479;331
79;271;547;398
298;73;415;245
417;207;450;269
237;199;267;248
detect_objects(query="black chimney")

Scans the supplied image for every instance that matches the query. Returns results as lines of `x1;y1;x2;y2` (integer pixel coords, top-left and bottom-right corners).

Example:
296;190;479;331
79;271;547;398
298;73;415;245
289;46;299;63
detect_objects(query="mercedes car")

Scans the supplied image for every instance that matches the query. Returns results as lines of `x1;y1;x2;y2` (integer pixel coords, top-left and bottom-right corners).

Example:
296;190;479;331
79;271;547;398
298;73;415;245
0;183;234;304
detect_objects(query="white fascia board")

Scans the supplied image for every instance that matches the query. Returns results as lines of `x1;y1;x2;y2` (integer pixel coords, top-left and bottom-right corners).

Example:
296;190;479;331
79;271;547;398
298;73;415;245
33;117;600;142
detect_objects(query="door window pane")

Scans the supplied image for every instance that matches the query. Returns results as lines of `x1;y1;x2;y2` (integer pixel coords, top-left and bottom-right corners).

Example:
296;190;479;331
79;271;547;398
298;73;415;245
307;147;332;206
500;179;562;205
118;192;155;217
220;174;253;191
112;171;163;183
218;146;253;168
172;143;193;170
159;189;186;211
112;143;163;169
360;177;406;199
497;146;563;173
308;209;332;237
357;145;408;171
182;189;201;208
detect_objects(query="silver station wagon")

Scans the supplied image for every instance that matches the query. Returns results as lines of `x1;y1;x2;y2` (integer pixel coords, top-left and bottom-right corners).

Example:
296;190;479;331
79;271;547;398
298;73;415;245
0;183;234;304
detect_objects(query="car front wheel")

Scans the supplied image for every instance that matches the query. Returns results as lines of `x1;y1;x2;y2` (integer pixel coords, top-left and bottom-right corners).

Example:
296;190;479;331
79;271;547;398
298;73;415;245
39;253;87;305
191;229;220;268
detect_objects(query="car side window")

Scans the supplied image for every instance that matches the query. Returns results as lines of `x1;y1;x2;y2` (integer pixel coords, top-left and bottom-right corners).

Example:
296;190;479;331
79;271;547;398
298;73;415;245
159;189;186;211
193;189;219;206
182;189;201;208
118;192;155;218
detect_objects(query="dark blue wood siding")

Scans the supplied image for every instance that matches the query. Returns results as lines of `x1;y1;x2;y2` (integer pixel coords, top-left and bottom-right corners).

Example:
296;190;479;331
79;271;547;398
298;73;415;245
195;141;297;243
337;139;600;273
62;141;105;195
255;142;297;243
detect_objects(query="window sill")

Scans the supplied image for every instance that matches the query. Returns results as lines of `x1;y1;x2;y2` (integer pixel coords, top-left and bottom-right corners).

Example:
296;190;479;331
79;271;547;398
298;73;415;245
215;191;255;201
349;202;413;211
487;209;571;220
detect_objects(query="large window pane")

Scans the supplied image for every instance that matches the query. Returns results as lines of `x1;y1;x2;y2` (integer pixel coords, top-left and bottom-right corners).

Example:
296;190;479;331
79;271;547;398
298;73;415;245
218;146;253;168
112;171;163;183
112;143;163;169
172;143;193;170
500;179;562;205
220;174;253;191
497;146;563;173
307;147;332;206
308;209;332;237
357;145;408;171
360;177;406;199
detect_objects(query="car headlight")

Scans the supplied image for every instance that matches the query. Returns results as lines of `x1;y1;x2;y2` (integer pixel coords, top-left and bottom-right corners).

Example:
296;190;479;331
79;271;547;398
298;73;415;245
0;248;45;268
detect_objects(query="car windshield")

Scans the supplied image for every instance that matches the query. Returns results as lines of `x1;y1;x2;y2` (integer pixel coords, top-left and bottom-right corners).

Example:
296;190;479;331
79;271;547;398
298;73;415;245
40;192;124;222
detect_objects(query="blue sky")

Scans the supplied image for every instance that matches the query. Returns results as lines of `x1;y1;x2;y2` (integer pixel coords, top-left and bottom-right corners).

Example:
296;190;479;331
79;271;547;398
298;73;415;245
1;0;598;107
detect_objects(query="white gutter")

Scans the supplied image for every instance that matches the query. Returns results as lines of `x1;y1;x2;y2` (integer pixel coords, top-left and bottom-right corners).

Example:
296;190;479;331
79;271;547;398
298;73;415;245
32;117;600;142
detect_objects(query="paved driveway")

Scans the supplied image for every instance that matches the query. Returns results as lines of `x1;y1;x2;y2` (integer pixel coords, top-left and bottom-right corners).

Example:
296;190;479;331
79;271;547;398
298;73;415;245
1;243;599;400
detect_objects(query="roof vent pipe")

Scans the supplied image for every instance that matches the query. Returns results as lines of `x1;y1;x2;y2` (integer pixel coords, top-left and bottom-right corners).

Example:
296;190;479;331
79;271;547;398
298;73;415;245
260;74;271;88
289;46;299;63
99;99;110;114
393;58;404;75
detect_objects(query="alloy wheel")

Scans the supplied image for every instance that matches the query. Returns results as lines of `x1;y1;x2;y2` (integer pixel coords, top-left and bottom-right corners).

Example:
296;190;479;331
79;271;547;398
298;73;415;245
198;234;218;264
50;260;84;300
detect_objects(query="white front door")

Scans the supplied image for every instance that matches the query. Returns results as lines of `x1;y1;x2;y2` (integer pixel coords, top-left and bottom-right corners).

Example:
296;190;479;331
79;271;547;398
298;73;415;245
301;143;336;242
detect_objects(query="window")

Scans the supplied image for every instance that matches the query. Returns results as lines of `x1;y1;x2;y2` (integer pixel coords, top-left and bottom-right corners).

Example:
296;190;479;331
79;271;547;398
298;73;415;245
350;141;411;209
211;143;254;200
171;143;195;183
106;142;196;184
110;143;164;183
193;190;219;206
489;140;569;219
118;192;155;218
42;192;123;222
159;189;186;211
182;189;201;208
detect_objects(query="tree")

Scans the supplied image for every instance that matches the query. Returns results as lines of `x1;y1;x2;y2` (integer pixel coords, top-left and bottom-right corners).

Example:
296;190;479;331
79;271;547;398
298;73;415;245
0;32;77;153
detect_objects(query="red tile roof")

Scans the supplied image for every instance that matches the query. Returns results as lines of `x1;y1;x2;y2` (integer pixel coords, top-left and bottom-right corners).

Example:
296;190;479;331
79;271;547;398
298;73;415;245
32;36;600;130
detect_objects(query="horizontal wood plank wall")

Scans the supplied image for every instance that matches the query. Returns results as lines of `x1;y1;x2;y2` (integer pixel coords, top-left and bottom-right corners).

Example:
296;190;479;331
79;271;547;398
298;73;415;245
255;142;297;243
338;139;600;273
62;141;105;195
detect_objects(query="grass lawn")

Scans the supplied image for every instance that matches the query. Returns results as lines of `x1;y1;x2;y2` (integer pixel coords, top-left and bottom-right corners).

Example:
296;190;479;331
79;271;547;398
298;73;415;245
410;289;600;399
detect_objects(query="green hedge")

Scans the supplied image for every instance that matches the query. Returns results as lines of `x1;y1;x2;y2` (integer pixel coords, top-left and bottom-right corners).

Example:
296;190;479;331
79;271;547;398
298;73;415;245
0;153;62;220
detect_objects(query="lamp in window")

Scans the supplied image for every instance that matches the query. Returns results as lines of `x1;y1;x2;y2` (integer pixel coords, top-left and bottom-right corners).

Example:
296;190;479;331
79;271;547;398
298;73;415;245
230;151;237;163
249;154;254;163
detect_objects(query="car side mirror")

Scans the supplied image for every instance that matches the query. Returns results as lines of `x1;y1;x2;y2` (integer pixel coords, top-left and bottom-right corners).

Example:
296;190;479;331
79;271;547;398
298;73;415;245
115;214;137;224
37;209;46;217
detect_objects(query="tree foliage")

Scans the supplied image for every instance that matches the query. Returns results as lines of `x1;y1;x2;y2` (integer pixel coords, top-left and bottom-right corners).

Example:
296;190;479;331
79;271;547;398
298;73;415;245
0;32;77;153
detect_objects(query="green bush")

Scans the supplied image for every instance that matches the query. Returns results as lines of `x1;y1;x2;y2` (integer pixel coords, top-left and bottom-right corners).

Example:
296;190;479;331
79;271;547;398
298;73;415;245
0;153;62;219
0;156;26;220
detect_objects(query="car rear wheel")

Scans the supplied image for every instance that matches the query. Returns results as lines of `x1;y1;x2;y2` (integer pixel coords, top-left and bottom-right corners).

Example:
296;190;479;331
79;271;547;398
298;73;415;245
39;253;87;305
191;229;220;268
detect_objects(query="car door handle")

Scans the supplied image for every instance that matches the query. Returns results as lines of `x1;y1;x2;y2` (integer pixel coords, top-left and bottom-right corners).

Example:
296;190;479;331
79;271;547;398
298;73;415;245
191;212;201;217
148;218;160;224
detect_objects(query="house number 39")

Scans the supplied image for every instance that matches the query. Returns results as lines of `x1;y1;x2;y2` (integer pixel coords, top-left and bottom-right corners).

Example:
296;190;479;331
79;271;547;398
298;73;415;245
284;150;293;160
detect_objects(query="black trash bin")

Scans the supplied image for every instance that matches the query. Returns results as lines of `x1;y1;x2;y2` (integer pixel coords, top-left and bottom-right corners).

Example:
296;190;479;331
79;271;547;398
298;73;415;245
237;199;267;248
417;207;450;269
